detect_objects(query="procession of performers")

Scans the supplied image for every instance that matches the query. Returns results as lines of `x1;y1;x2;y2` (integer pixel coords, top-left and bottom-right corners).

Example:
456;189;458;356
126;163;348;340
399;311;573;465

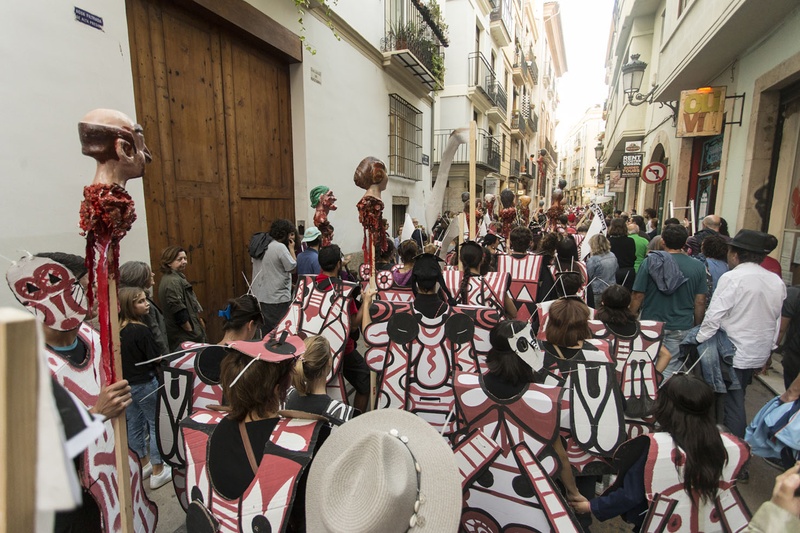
6;122;797;533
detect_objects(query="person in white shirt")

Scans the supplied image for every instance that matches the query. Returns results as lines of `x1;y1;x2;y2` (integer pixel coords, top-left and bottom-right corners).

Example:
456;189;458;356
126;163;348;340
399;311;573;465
695;229;786;442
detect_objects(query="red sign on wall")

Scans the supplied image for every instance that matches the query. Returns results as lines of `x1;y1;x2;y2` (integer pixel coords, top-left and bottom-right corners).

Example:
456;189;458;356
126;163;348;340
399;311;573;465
641;162;667;184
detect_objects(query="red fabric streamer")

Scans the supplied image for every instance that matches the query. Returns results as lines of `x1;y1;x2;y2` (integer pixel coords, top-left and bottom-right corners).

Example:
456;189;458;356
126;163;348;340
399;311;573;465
79;184;136;384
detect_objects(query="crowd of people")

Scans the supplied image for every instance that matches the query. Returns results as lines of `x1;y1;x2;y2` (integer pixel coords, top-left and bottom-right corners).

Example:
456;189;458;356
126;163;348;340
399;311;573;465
8;204;800;533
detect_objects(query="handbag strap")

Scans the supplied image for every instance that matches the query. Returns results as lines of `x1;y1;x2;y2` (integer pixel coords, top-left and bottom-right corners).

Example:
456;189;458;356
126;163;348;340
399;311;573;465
238;421;259;476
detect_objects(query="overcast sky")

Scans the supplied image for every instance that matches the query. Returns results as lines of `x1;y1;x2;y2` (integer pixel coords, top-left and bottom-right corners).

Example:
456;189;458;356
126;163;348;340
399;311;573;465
553;0;615;143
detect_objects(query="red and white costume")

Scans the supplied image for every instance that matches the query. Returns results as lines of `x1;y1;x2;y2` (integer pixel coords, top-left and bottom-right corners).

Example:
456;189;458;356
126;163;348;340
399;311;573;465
364;300;500;434
359;263;414;303
442;270;511;315
496;252;544;322
157;341;227;509
589;320;665;436
618;432;751;532
550;260;588;301
182;409;325;533
537;340;625;474
451;372;582;532
47;324;158;532
274;275;357;401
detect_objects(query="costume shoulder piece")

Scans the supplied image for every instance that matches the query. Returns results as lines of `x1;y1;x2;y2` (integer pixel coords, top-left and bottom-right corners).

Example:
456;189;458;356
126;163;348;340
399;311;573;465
183;410;325;533
639;432;751;533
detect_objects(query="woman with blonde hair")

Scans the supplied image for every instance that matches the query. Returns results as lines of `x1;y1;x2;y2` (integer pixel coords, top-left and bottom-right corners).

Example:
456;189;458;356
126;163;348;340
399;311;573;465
285;335;359;424
586;233;617;307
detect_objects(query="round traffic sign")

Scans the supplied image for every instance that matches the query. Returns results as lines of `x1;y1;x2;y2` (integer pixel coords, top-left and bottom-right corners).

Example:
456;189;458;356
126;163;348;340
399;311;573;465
641;162;667;184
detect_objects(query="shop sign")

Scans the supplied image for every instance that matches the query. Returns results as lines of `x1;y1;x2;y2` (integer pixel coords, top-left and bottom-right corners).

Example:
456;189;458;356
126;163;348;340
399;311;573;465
624;141;642;153
608;170;625;193
677;86;726;138
621;152;644;179
641;162;667;184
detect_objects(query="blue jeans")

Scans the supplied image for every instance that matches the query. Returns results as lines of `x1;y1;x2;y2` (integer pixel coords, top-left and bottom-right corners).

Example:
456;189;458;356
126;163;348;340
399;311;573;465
724;368;755;438
126;376;162;465
661;329;691;379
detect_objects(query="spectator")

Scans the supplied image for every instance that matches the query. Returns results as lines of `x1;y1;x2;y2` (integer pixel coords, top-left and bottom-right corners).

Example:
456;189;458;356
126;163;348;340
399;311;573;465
700;233;729;298
627;218;648;272
630;224;707;378
393;239;418;286
158;246;207;350
695;230;785;444
119;260;169;356
608;218;637;289
586;234;618;307
296;226;322;276
250;219;297;333
644;208;658;239
685;215;722;255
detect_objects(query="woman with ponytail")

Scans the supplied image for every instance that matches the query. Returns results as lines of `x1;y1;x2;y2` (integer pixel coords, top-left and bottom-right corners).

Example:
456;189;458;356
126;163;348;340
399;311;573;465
450;241;517;318
285;335;359;425
570;373;750;532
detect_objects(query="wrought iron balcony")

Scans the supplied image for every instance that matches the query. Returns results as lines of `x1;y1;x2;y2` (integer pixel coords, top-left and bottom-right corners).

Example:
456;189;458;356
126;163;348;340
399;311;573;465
381;0;449;91
468;52;506;112
487;80;508;121
528;110;538;134
432;128;500;173
512;159;521;177
511;110;527;138
489;0;512;46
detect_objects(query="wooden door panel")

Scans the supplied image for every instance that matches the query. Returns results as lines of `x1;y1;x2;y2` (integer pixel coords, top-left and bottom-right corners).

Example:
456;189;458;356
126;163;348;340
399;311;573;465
226;38;293;199
127;0;295;341
160;10;222;186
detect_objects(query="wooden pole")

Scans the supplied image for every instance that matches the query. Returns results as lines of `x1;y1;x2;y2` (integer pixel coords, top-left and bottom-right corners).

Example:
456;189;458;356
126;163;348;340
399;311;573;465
468;121;477;240
108;278;134;531
0;309;38;533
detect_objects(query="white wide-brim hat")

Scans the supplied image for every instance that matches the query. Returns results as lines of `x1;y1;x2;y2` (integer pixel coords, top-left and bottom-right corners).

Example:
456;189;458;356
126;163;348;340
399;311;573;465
306;409;462;533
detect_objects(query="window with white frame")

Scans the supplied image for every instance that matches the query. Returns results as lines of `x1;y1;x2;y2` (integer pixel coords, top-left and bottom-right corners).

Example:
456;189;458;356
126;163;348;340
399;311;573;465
389;94;422;181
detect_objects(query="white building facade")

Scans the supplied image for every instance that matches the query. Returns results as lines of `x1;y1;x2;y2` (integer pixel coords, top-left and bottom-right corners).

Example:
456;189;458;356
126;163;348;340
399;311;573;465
561;105;604;206
602;0;800;284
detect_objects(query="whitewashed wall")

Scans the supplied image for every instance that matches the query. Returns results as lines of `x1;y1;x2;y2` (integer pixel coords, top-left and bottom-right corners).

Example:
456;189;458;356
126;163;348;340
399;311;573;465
0;1;146;308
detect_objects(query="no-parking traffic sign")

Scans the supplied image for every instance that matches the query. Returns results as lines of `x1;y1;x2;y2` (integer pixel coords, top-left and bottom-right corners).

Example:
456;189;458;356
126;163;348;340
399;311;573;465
641;162;667;184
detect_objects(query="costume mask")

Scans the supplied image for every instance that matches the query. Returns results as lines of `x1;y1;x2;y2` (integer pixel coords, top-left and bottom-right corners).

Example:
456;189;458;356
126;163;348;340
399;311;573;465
6;256;88;331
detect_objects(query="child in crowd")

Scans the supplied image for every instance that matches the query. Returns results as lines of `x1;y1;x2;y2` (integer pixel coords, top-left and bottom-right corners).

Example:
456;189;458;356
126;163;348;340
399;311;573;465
118;286;172;489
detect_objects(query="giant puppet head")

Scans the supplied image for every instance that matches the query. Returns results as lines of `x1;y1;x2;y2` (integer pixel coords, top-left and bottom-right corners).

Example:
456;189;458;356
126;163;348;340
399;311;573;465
310;185;338;211
79;108;152;189
6;254;89;331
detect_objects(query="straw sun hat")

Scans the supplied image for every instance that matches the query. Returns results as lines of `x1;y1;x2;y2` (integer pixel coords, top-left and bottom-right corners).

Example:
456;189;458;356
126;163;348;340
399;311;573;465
306;409;462;533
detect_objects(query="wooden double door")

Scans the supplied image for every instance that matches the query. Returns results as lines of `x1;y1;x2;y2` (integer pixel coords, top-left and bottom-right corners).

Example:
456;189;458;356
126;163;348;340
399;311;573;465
127;0;296;341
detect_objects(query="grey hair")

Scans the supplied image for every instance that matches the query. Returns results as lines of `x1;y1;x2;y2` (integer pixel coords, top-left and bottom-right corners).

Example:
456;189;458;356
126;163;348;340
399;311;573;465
119;260;153;289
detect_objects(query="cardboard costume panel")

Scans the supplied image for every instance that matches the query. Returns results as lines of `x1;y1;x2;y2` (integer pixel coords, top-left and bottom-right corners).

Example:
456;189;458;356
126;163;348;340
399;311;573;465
274;275;357;401
495;253;543;322
451;373;581;532
618;433;751;533
182;410;324;533
45;324;158;532
359;263;414;302
7;255;89;332
442;270;511;314
589;320;665;420
549;261;588;301
364;300;499;433
537;341;622;474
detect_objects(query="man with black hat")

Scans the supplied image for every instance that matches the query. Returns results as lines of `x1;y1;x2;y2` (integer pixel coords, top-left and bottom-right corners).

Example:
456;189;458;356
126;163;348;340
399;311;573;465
695;229;786;448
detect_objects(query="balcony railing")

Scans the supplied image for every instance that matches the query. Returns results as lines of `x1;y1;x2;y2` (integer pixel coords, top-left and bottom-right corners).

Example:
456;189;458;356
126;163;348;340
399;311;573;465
488;80;507;114
432;128;500;173
490;0;513;38
528;110;538;134
468;52;504;108
381;0;449;90
529;54;538;84
513;47;530;81
512;159;521;177
511;110;527;135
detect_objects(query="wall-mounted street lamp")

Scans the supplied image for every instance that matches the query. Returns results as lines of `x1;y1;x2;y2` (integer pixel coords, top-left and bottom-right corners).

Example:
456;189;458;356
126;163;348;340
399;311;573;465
620;54;678;121
594;141;604;186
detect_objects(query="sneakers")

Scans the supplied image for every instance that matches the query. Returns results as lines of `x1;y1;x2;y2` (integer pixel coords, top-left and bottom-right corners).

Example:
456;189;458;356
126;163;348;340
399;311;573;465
150;465;172;490
141;462;152;480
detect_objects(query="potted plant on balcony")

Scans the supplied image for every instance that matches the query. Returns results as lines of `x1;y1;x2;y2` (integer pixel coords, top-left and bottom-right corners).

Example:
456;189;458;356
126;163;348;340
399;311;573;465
389;22;422;51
